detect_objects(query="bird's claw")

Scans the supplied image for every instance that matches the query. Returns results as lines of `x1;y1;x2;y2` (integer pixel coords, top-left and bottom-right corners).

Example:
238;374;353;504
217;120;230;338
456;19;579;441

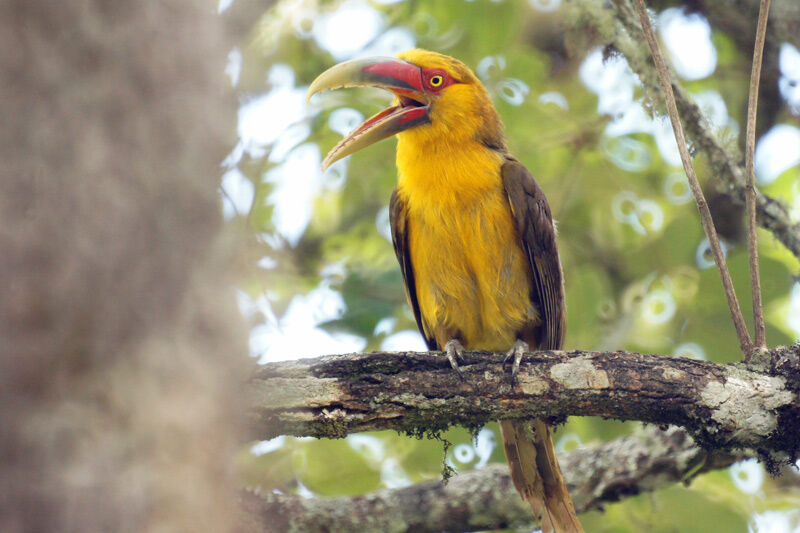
503;340;529;386
444;339;466;380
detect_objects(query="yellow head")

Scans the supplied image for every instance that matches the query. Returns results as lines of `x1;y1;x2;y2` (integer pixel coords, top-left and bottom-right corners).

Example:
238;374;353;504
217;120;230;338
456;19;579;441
394;49;505;150
307;49;506;169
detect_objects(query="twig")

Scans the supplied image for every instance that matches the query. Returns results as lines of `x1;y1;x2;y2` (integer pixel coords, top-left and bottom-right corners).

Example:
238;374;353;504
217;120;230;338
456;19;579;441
745;0;771;352
630;0;753;355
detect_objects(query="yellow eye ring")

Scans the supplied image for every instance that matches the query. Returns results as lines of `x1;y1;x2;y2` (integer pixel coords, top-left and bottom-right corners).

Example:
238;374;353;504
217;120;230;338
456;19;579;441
430;75;443;87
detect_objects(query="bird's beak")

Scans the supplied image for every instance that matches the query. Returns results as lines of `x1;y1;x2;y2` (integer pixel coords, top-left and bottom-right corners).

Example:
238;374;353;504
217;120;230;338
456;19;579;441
307;57;431;170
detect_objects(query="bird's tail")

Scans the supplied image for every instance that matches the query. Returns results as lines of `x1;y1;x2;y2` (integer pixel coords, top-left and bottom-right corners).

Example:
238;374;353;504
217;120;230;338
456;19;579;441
499;419;583;533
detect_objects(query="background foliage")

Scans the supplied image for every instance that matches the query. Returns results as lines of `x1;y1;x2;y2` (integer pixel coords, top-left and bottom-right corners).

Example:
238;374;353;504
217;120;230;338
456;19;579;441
223;0;800;530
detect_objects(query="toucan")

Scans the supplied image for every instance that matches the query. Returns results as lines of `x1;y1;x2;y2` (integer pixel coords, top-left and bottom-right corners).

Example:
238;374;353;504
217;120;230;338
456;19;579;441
308;49;582;532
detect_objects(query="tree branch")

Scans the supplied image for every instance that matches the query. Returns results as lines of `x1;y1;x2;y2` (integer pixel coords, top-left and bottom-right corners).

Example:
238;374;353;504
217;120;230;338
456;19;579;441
241;427;739;533
249;348;800;458
568;0;800;263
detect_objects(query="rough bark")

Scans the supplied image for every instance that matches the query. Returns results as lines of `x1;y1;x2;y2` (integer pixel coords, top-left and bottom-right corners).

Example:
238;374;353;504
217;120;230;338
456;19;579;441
567;0;800;261
241;427;738;533
249;347;800;459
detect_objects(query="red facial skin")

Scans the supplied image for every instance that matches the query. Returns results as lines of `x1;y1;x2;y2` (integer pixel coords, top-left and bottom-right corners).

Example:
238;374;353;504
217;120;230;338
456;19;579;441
421;68;456;93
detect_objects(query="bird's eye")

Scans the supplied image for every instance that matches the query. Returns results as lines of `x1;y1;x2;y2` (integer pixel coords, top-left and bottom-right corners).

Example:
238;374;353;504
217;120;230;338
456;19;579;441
430;75;443;87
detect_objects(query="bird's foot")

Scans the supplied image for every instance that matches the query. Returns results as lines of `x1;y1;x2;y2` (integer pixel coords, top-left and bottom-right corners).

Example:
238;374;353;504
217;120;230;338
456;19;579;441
503;339;529;386
444;338;466;380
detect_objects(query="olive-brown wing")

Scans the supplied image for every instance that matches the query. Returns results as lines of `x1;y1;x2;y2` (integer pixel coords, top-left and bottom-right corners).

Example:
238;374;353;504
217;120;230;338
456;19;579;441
500;159;566;350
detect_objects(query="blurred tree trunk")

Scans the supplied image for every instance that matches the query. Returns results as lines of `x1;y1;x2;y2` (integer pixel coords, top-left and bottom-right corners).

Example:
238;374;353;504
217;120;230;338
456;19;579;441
0;2;252;531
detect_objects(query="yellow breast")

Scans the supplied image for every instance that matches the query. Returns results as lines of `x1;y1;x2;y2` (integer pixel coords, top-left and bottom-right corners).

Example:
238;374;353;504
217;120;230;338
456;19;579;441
396;139;536;352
